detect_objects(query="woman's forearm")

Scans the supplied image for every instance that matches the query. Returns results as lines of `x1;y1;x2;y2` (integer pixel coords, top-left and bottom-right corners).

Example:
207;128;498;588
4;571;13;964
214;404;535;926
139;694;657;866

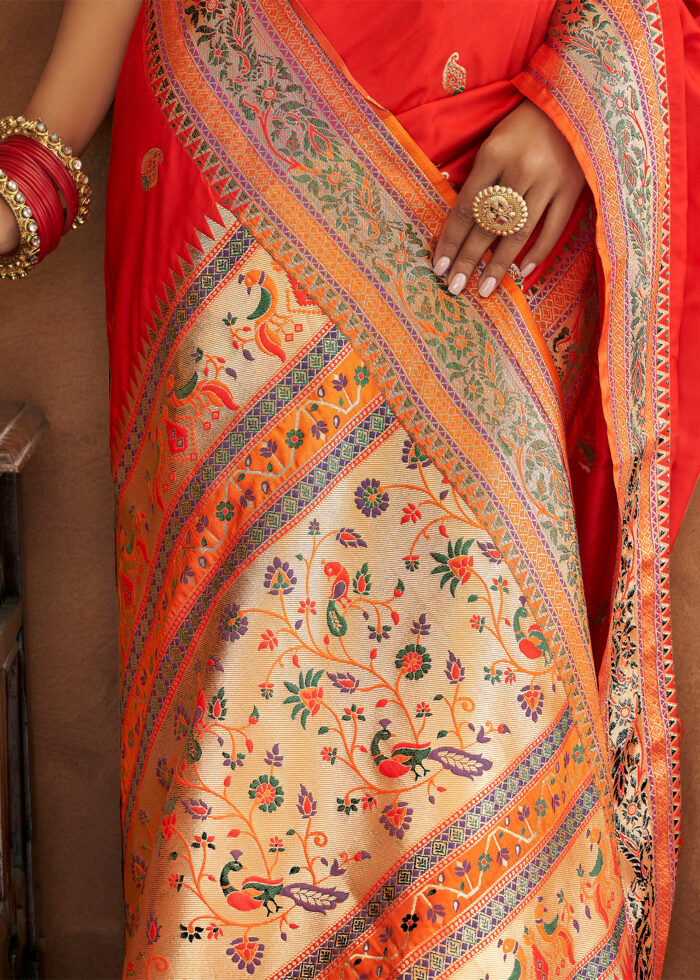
0;0;141;256
23;0;142;155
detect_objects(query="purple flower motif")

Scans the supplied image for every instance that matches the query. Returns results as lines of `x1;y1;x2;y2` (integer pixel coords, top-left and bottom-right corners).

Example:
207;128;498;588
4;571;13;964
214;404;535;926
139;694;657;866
264;556;297;595
517;804;530;822
411;613;431;637
445;650;465;685
379;800;413;840
332;373;348;391
183;798;212;821
335;527;368;548
401;438;431;470
264;743;284;768
259;439;278;458
156;756;174;789
297;784;317;819
227;936;265;973
327;671;359;694
308;519;320;535
551;792;561;813
131;854;147;890
379;925;393;944
496;846;510;867
367;622;392;643
426;903;446;924
311;419;328;439
239;487;255;508
195;515;209;533
477;540;501;563
222;750;244;770
454;859;472;878
180;564;195;585
517;684;544;722
354;478;389;518
220;602;248;642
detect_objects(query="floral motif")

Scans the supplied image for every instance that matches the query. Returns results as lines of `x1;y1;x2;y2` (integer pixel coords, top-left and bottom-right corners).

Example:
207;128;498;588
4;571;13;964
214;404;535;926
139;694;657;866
227;936;265;972
380;801;414;840
395;643;431;680
248;774;284;813
517;684;544;722
220;602;248;642
354;477;390;518
264;556;297;594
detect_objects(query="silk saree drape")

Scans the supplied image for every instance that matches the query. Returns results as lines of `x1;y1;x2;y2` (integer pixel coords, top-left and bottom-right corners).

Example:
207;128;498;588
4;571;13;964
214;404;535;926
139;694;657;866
105;2;696;978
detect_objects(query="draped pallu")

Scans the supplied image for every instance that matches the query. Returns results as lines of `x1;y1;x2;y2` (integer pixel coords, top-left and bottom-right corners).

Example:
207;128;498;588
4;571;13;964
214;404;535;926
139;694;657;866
105;1;695;978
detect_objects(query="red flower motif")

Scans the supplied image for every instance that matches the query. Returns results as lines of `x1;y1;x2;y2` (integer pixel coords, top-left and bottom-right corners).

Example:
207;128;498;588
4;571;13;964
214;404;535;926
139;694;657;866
299;685;323;715
448;554;474;583
258;629;279;651
401;503;421;524
161;812;176;842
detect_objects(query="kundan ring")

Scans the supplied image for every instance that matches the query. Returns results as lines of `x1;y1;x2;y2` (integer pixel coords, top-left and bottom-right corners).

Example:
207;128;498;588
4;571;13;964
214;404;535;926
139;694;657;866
472;184;528;237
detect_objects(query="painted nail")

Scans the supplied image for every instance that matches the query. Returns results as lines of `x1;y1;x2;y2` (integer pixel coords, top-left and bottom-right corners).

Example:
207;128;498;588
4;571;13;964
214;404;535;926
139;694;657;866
448;272;466;295
433;256;450;276
520;262;536;277
478;276;497;298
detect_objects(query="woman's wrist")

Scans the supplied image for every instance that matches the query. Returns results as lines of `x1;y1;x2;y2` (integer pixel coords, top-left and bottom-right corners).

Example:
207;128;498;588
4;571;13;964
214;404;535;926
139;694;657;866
0;198;21;256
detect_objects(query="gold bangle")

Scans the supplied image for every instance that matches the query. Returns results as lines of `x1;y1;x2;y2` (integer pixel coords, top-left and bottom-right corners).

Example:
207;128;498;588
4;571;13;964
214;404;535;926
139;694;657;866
0;115;92;228
0;171;41;279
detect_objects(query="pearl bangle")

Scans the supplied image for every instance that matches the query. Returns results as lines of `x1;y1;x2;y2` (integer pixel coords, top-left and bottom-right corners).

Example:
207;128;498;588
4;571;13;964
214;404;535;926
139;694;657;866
0;170;41;279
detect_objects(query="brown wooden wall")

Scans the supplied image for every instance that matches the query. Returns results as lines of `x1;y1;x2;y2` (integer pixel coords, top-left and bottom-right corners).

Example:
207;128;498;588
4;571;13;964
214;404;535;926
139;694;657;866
0;3;697;978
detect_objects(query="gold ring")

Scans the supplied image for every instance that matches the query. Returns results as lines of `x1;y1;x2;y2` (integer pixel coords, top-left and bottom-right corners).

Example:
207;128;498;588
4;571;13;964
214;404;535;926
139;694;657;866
471;184;528;237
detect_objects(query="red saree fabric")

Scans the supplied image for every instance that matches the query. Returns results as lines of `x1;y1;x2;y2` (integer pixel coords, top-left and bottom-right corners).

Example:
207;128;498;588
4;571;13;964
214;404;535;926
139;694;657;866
298;1;556;188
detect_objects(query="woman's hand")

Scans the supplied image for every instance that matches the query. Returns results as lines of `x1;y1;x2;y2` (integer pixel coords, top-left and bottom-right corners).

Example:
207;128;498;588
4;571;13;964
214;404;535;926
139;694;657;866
0;200;20;256
432;99;586;297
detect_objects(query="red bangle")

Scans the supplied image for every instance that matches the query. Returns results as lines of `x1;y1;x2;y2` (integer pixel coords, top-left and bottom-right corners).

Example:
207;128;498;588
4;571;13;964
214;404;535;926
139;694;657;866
0;115;92;279
0;147;64;258
4;136;79;228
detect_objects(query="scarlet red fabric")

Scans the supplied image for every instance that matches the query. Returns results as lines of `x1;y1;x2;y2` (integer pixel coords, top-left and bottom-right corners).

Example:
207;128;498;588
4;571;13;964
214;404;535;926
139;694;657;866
299;1;556;188
675;1;700;539
105;2;221;445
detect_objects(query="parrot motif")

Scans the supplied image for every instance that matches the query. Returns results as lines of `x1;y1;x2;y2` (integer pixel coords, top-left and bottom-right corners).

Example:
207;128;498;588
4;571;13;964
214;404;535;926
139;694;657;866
220;854;348;916
229;269;296;362
513;604;551;664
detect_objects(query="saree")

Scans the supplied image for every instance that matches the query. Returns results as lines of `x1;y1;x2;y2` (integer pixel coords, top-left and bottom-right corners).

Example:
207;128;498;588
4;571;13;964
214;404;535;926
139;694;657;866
104;1;698;978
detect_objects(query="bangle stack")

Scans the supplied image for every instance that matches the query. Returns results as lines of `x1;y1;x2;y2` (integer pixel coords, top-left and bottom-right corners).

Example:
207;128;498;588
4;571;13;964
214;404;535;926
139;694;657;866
0;115;92;279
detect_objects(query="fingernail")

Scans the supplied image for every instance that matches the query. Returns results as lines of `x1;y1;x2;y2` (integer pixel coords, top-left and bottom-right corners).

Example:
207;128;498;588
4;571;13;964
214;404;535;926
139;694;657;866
448;272;466;295
433;256;450;276
521;262;536;277
478;276;497;298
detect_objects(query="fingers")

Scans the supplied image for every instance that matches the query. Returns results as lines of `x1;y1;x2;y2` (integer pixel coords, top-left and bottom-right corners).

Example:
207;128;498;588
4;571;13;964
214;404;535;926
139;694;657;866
432;145;501;279
439;163;541;298
473;182;551;297
515;192;580;279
